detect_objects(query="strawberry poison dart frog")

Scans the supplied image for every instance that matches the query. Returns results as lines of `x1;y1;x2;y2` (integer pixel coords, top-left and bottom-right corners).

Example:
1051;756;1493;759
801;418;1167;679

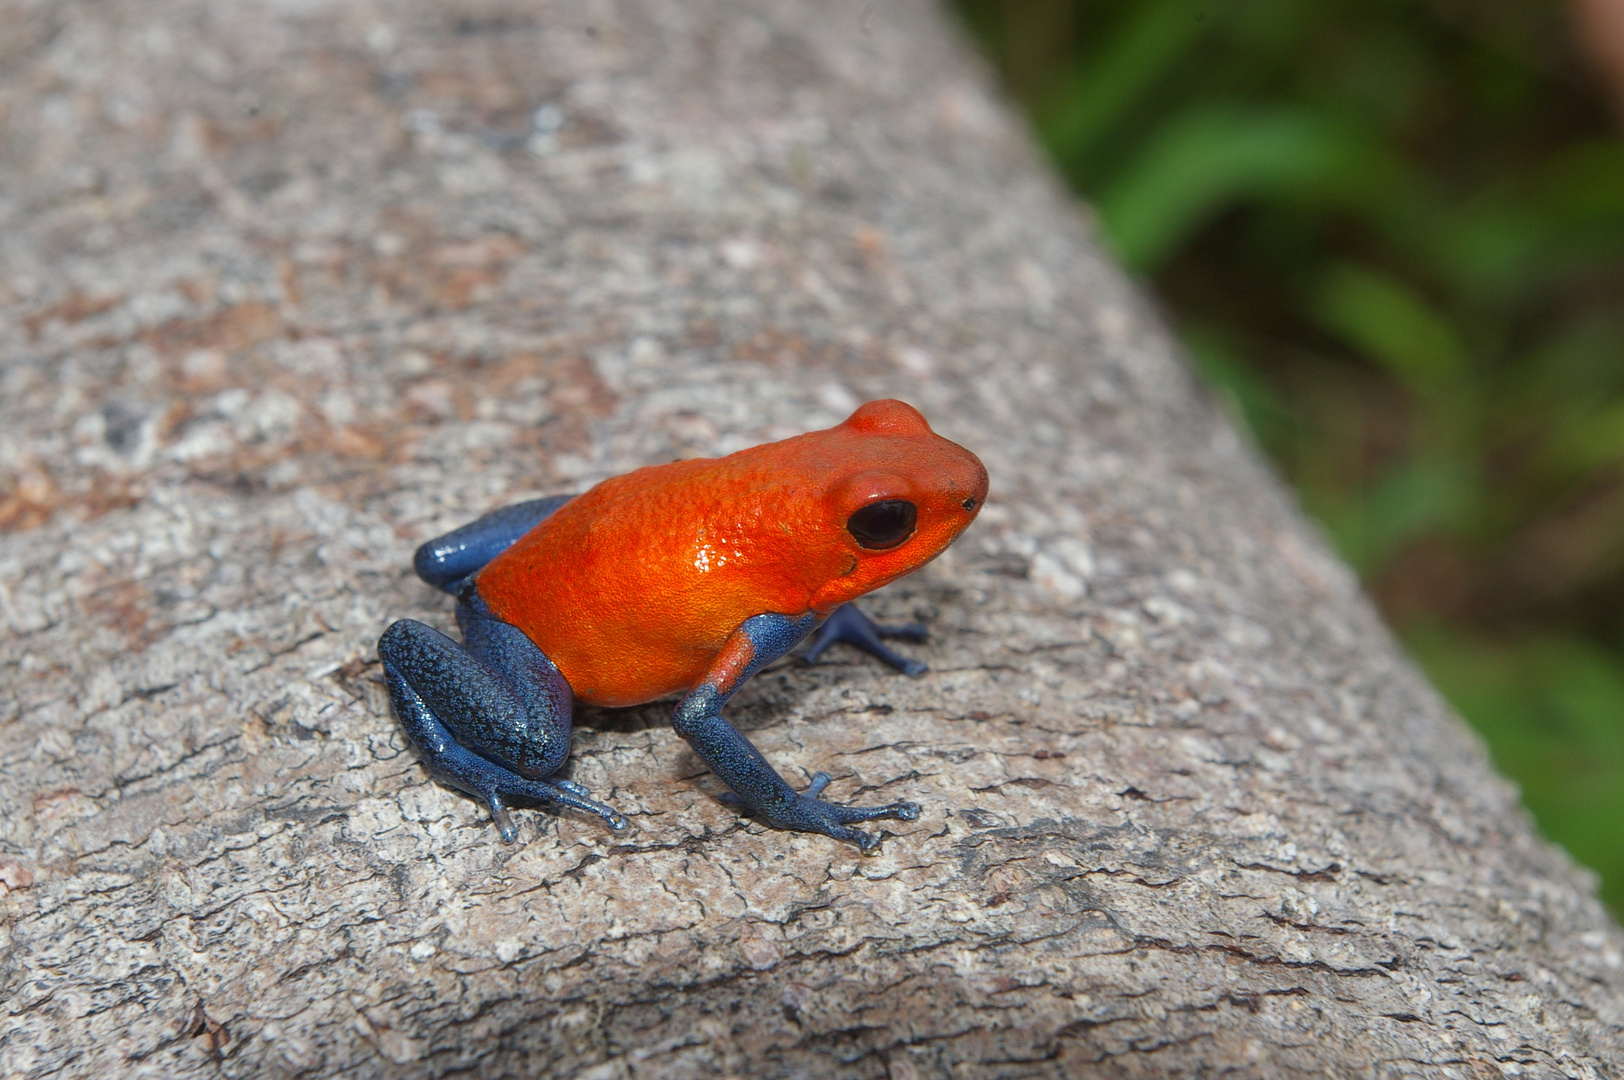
378;399;988;853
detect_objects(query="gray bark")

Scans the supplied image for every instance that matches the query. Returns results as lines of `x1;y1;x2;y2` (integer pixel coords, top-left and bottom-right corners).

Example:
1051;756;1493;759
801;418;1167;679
2;0;1621;1076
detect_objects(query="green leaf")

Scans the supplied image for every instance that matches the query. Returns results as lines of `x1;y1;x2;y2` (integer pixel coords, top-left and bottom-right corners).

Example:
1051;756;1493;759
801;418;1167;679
1408;627;1624;913
1095;105;1377;271
1538;140;1624;224
1038;0;1214;167
1310;263;1467;396
1329;456;1476;572
1429;200;1554;302
1181;323;1294;449
1545;399;1624;476
1367;458;1475;562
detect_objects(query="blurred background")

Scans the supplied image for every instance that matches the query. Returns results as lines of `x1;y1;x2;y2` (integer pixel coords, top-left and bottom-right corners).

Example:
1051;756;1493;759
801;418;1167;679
951;0;1624;912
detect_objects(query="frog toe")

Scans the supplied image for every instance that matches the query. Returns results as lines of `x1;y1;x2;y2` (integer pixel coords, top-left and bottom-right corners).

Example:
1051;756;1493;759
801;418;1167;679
486;792;521;843
828;798;920;824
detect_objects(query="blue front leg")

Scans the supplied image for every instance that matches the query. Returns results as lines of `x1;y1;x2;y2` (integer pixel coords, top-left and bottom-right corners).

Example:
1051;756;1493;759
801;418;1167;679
378;592;625;841
671;612;921;854
801;602;931;676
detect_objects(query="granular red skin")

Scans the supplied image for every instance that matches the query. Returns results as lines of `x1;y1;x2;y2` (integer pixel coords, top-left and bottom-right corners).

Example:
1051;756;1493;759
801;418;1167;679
475;400;988;707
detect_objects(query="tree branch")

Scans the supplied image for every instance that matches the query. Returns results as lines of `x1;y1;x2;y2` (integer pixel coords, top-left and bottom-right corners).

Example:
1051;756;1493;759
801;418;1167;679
2;0;1621;1075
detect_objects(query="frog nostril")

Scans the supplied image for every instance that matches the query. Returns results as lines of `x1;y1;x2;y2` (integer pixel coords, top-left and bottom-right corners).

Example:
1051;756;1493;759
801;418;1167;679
962;497;977;511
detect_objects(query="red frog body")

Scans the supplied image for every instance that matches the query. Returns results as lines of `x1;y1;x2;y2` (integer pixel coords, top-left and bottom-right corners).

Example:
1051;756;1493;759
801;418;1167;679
378;400;987;852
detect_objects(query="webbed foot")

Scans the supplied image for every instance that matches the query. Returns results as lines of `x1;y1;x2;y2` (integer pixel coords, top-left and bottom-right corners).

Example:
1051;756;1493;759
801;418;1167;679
761;772;920;855
803;603;930;677
485;777;628;842
380;615;628;843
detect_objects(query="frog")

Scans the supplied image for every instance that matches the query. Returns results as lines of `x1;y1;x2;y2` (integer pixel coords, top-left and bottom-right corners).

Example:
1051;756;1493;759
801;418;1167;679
377;398;988;853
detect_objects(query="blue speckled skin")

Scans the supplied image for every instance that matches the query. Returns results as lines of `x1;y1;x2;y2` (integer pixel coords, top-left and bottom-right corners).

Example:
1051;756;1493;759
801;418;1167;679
671;612;919;854
379;498;927;851
378;600;626;842
802;603;931;677
412;495;572;594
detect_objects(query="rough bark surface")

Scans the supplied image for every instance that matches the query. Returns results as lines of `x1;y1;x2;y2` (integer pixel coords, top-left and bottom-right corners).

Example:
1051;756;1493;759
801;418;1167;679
2;1;1622;1077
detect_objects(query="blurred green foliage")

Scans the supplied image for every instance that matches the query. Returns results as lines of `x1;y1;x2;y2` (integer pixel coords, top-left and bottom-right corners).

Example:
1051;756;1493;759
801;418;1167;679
954;0;1624;910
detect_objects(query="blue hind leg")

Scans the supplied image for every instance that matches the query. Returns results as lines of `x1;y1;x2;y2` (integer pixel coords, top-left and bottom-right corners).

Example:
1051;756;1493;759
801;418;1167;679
413;494;572;594
377;593;625;841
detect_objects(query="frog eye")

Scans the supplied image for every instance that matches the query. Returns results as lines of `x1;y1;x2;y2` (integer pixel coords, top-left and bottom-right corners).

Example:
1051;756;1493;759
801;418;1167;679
847;499;917;550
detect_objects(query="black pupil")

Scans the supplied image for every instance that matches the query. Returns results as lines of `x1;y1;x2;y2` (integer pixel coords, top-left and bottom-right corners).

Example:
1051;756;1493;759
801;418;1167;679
847;499;917;550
